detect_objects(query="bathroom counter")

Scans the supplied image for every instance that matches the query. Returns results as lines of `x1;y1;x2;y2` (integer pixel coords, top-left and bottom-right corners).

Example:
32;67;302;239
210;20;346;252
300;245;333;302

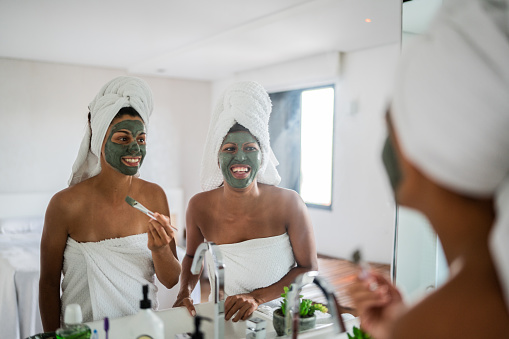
86;302;271;339
85;302;360;338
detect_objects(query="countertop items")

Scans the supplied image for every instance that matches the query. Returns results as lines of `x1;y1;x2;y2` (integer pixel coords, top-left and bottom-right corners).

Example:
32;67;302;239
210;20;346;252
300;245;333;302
85;301;360;338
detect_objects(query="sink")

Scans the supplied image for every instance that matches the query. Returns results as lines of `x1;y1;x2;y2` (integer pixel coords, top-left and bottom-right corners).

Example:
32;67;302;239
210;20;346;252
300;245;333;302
85;302;277;338
156;302;279;339
85;302;359;338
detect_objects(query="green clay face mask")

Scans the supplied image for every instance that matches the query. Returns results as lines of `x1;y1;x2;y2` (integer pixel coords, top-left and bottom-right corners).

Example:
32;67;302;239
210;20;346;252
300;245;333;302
219;131;261;189
382;136;402;194
104;119;146;176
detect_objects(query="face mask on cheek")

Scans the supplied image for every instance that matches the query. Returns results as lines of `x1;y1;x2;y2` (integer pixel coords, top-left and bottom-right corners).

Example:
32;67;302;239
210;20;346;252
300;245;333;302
219;132;261;189
104;120;146;176
382;136;402;194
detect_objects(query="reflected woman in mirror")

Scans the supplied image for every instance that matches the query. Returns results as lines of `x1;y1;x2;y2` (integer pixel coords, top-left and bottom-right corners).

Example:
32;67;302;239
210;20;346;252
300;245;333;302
347;0;509;338
173;81;317;321
39;76;181;331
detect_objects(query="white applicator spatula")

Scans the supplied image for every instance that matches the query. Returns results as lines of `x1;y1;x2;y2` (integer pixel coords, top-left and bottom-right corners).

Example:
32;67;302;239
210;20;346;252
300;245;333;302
125;196;177;230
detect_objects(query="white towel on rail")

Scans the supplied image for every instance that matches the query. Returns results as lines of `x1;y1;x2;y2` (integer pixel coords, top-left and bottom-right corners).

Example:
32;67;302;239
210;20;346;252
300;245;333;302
61;233;158;322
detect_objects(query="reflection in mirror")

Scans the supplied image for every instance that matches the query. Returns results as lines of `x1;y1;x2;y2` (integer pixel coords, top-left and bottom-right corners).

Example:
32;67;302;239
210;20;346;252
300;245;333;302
0;0;403;337
392;0;448;303
394;207;448;301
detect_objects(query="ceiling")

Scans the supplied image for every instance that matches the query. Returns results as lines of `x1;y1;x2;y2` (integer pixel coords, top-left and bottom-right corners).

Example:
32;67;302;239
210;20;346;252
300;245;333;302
0;0;401;81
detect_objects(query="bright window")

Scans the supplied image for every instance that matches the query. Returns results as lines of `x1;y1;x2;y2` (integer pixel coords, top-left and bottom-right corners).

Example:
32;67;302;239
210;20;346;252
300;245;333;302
300;87;334;206
269;85;335;209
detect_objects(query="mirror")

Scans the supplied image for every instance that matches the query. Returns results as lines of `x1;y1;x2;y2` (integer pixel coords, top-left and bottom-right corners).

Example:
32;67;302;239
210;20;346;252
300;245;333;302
392;0;449;302
0;1;403;336
0;0;403;263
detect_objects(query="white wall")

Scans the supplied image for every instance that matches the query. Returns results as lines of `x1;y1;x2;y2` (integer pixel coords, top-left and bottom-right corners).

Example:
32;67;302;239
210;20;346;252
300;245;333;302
315;44;399;263
0;58;211;243
213;44;400;263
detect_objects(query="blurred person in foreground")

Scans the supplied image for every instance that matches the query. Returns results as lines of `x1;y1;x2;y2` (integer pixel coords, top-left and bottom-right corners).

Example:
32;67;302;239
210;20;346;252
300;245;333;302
347;0;509;338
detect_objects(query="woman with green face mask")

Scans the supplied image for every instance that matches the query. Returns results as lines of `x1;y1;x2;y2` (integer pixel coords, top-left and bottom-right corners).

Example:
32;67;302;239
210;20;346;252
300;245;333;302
347;0;509;338
39;76;181;331
173;81;318;322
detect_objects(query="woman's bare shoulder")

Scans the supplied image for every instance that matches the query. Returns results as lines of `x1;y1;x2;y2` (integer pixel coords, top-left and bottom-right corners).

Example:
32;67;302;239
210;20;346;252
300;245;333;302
188;189;220;207
261;185;305;208
132;178;170;201
260;184;300;198
134;178;163;192
130;178;170;212
48;180;92;211
44;181;94;232
185;190;224;221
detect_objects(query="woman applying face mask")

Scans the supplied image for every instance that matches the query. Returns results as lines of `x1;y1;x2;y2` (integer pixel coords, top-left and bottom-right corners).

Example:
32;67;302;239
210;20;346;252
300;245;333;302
173;81;318;322
39;76;181;331
347;0;509;337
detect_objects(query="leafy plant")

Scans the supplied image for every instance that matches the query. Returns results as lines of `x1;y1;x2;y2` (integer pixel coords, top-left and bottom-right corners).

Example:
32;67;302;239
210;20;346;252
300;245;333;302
347;326;372;339
280;285;328;317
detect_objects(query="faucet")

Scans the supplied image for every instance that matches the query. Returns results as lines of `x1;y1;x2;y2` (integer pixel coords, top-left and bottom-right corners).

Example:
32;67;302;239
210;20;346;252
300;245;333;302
286;271;346;339
190;242;225;339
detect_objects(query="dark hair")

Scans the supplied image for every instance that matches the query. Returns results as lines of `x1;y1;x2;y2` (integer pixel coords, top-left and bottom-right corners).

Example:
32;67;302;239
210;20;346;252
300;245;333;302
225;122;260;145
87;106;142;125
228;122;250;134
115;106;141;120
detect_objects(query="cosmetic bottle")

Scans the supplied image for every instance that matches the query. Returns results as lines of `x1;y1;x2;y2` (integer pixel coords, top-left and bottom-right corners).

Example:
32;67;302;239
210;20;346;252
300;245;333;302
190;316;212;339
56;304;91;339
130;284;164;339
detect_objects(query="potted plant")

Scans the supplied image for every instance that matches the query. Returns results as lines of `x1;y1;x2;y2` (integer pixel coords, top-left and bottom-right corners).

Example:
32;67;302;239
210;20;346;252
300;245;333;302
273;286;328;336
347;326;372;339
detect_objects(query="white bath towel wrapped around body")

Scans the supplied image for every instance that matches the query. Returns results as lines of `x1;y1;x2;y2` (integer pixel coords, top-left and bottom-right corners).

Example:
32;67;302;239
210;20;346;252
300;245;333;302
206;233;295;307
61;233;158;322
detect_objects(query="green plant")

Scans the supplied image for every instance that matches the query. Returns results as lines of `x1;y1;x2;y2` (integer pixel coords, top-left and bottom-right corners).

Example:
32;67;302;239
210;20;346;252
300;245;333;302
280;286;328;317
347;326;371;339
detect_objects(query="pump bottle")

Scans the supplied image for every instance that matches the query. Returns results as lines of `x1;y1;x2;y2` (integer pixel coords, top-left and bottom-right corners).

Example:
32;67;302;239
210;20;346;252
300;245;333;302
130;284;164;339
56;304;91;339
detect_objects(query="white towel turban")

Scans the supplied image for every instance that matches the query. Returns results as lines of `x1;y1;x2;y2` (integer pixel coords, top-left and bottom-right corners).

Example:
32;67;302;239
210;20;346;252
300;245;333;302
200;81;281;191
68;76;153;186
391;0;509;309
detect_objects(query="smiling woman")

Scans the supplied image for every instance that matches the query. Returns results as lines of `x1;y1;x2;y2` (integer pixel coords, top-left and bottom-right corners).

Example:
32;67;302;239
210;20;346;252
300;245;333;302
174;81;318;323
104;109;147;176
39;76;181;332
219;126;262;189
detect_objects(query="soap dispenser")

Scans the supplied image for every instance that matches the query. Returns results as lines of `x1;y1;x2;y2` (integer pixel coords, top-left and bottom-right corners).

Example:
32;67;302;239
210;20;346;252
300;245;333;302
131;284;164;339
191;316;211;339
56;304;91;339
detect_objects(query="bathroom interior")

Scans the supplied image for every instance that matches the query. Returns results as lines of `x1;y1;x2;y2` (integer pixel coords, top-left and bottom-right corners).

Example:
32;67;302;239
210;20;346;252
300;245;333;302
0;0;448;338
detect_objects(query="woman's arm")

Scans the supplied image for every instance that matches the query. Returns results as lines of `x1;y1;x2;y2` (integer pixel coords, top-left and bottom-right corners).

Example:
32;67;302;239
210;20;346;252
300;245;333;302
148;186;181;289
225;190;318;322
173;195;205;316
39;193;71;332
